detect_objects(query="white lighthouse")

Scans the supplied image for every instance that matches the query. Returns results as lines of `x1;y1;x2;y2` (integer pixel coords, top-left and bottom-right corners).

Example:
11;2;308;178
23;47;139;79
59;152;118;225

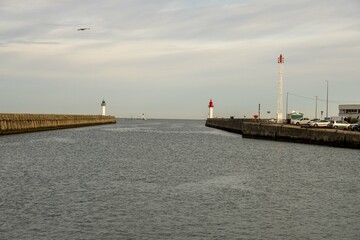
208;99;214;119
277;54;284;123
101;99;106;116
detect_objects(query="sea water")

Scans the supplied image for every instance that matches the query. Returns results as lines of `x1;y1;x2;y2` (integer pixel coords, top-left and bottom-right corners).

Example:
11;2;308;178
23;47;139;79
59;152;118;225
0;119;359;239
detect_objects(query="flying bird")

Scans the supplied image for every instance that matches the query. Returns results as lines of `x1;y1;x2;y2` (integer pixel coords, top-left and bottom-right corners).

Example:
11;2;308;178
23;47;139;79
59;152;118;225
77;27;90;31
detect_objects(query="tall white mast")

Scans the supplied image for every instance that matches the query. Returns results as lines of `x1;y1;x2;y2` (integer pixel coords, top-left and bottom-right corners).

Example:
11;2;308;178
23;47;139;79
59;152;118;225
277;54;284;123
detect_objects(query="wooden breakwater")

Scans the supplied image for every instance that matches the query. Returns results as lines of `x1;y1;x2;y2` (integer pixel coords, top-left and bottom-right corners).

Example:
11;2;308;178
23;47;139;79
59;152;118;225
0;113;116;135
206;118;360;149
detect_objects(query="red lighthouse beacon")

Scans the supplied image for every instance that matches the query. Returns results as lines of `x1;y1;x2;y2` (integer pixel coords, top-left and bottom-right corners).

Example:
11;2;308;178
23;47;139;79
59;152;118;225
208;99;214;119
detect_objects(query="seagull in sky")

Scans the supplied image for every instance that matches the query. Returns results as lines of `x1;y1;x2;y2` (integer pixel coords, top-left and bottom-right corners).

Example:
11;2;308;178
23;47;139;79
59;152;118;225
77;27;90;31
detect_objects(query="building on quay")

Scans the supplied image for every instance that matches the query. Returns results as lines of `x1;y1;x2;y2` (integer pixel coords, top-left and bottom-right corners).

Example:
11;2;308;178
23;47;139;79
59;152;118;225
339;104;360;120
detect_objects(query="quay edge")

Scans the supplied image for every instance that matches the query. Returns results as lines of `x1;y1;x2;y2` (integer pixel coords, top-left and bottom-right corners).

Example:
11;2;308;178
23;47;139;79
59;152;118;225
0;113;116;135
206;118;360;149
205;118;269;135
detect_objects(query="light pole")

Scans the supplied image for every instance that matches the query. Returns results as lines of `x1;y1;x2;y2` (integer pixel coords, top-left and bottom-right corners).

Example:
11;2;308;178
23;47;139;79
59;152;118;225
286;92;289;119
315;96;318;119
258;104;261;119
325;80;329;119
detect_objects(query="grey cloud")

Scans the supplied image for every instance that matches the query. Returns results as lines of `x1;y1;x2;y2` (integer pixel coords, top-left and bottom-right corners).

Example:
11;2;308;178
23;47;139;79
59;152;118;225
2;0;359;43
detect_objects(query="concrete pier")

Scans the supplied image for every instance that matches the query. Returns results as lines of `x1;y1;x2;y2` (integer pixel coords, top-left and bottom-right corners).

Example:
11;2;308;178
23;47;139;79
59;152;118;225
206;118;360;149
205;118;267;134
0;113;116;135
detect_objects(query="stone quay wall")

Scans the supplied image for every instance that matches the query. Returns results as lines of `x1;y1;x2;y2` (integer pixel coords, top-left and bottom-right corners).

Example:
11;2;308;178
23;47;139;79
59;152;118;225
205;118;267;134
0;114;116;135
206;118;360;149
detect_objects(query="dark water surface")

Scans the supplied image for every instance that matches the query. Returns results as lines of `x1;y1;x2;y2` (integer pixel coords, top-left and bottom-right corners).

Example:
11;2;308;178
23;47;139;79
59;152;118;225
0;119;359;239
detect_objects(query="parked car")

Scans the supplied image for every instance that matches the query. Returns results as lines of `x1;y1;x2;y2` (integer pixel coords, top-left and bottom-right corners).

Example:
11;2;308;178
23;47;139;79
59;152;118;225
348;122;360;131
292;118;310;125
310;118;320;122
268;118;276;123
308;119;319;125
309;120;330;128
327;120;350;129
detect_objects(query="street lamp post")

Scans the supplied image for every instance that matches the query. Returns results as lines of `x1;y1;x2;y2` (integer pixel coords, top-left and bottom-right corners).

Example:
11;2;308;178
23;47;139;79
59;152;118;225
258;104;261;119
325;80;329;119
286;92;289;118
315;96;318;119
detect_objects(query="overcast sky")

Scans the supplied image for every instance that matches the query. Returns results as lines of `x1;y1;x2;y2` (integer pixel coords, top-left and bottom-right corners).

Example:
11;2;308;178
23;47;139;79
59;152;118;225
1;0;359;119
